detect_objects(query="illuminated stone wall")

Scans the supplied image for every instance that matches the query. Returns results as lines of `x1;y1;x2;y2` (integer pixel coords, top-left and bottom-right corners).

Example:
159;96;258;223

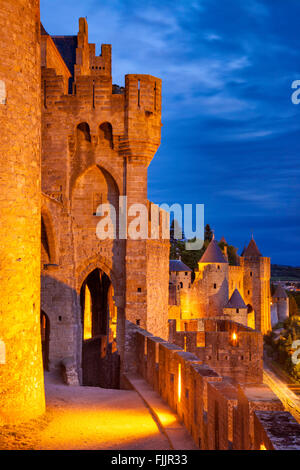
168;318;263;384
207;381;238;450
130;322;300;450
146;237;170;340
40;18;169;381
233;384;284;450
243;256;271;334
0;0;45;423
181;263;229;319
170;251;271;335
228;265;244;298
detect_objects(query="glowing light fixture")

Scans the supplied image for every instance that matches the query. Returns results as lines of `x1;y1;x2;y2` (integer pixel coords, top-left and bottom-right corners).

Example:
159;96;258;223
83;284;92;340
178;363;182;402
231;331;238;346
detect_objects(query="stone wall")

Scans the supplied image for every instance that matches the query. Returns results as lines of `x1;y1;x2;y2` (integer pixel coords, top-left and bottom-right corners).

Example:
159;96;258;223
172;250;271;336
190;263;229;318
0;0;45;424
146;237;170;340
233;384;285;450
40;17;169;383
243;256;271;334
128;322;300;450
228;265;244;298
253;411;300;450
169;270;191;291
168;318;263;384
207;380;238;450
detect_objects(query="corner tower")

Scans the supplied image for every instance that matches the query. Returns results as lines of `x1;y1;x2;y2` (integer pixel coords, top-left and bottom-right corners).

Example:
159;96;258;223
40;16;167;385
242;237;271;334
195;236;229;317
0;0;45;422
272;284;289;323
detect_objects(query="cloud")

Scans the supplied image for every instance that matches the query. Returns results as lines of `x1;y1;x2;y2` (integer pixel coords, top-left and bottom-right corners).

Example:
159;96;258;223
219;189;282;209
204;32;222;42
243;0;270;18
41;0;300;265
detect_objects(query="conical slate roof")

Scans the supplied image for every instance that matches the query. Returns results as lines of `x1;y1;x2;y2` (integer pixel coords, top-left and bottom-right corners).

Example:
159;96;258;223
273;284;288;299
199;238;227;264
219;236;227;244
169;260;192;272
224;289;247;309
243;238;262;257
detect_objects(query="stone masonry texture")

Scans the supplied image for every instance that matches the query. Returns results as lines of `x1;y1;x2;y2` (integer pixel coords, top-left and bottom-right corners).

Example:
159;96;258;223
0;0;45;424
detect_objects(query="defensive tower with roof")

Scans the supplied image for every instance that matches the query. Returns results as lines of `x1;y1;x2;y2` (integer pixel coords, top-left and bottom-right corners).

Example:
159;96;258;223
190;236;229;318
40;16;169;386
223;288;248;325
241;237;271;334
169;259;192;289
271;284;289;325
169;259;192;307
168;235;271;333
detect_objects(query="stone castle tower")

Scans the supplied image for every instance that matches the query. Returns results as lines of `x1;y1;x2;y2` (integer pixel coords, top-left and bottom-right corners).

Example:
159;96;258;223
171;236;271;334
241;238;271;334
40;17;169;386
0;0;45;423
271;284;289;326
0;5;170;416
196;236;229;318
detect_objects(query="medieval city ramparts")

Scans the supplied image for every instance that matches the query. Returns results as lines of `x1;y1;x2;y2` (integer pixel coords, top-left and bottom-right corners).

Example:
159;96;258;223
125;321;300;450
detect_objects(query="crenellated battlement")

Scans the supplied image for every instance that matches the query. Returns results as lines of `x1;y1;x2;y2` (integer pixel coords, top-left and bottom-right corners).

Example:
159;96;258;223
41;18;162;170
40;16;169;365
168;318;263;384
127;322;300;450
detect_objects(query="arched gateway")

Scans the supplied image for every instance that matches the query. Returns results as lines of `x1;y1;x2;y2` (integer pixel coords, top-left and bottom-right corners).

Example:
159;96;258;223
80;268;119;388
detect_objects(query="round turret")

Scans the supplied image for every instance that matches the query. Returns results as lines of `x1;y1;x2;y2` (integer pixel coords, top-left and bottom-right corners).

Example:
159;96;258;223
198;236;229;316
223;289;248;326
272;285;289;322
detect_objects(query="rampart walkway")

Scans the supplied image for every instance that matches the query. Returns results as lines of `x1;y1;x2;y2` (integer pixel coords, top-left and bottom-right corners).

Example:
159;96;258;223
0;371;174;450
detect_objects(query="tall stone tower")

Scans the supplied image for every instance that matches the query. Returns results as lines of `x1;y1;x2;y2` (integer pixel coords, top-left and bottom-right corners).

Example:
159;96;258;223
0;0;45;423
242;238;271;334
40;17;168;385
193;237;229;317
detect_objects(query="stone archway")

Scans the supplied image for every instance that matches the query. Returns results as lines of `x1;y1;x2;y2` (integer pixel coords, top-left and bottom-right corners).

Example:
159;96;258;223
80;267;120;388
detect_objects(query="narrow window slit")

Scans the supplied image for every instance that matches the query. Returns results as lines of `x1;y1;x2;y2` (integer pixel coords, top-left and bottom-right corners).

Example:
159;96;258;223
138;79;140;107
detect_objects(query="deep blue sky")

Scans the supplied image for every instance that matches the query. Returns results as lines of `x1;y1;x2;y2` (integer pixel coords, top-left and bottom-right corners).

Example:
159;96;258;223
41;0;300;266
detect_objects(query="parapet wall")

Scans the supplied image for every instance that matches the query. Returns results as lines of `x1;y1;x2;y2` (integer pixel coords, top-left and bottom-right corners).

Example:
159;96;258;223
168;318;263;384
127;321;300;450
